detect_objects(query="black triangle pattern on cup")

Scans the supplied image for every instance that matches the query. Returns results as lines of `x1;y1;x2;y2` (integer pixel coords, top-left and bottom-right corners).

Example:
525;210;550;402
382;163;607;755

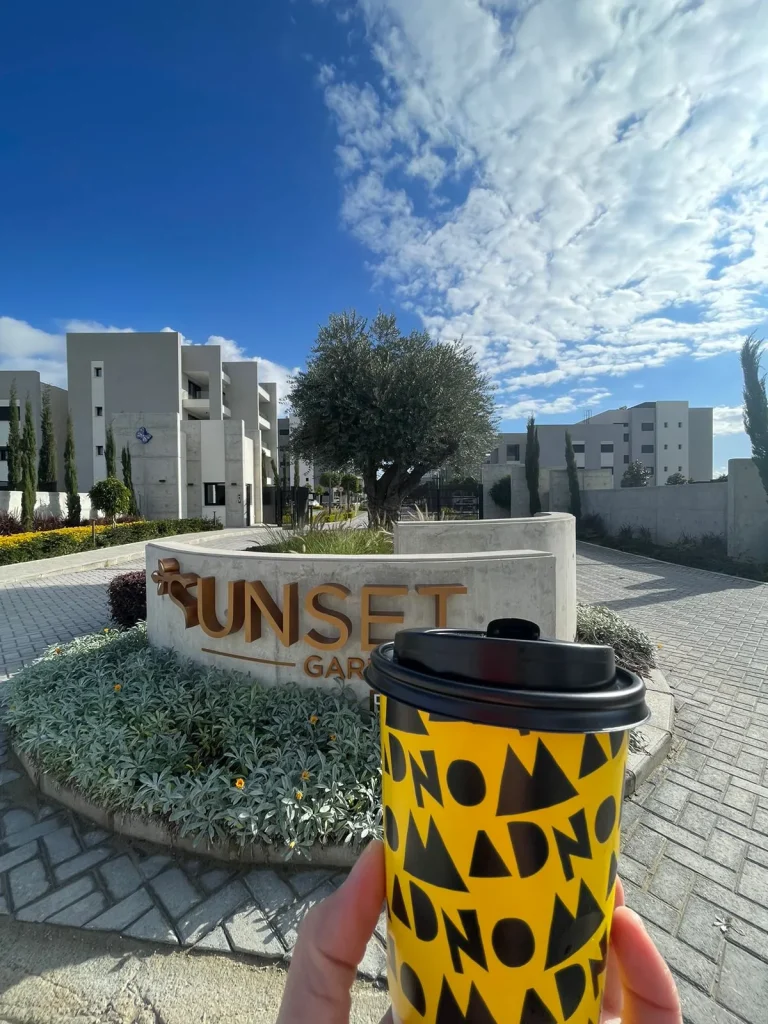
589;931;609;997
609;731;625;758
403;814;469;892
469;830;511;878
391;874;410;929
496;739;579;815
435;978;498;1024
519;989;558;1024
579;733;609;778
606;851;618;898
410;880;439;941
545;880;606;970
389;733;407;782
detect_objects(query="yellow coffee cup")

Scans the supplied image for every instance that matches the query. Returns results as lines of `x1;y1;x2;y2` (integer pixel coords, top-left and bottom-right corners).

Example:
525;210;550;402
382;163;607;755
366;618;648;1024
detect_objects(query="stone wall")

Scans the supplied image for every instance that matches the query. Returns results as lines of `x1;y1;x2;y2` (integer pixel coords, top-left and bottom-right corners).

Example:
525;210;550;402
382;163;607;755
727;458;768;563
549;468;613;513
146;540;558;700
393;512;576;639
581;481;727;544
0;491;93;520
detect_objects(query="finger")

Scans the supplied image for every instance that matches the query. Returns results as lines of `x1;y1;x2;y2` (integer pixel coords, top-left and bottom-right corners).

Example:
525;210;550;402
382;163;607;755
609;907;682;1024
277;841;386;1024
379;1011;394;1024
601;874;625;1018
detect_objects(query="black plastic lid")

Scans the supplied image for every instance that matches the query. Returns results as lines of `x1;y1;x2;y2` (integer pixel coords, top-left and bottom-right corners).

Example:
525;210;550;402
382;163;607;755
365;618;649;734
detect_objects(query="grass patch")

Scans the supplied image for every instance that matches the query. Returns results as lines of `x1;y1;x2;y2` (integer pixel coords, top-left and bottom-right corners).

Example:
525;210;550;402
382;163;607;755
576;603;656;675
3;626;381;853
250;525;393;555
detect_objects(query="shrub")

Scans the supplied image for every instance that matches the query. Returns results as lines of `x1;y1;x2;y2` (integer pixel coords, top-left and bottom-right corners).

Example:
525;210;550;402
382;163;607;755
251;525;393;555
489;476;511;513
617;524;634;546
577;512;607;541
0;517;222;566
89;477;131;522
108;571;147;628
576;603;656;675
0;510;23;536
3;626;381;852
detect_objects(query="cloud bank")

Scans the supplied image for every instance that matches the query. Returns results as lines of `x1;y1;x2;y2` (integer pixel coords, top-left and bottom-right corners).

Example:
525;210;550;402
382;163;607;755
320;0;768;424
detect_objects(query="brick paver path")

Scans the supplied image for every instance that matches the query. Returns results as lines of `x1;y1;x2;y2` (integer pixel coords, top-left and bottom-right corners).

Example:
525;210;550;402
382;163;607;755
0;540;767;1020
578;542;768;1024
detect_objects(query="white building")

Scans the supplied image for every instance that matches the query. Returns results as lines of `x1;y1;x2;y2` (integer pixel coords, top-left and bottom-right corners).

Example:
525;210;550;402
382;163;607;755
488;401;714;486
65;331;279;524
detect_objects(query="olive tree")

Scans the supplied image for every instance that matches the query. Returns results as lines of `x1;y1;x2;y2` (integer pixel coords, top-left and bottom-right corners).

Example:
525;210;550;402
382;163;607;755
288;311;497;528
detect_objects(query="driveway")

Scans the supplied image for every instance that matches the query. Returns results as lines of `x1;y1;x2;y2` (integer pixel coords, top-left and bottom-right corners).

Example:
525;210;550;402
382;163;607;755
0;539;767;1022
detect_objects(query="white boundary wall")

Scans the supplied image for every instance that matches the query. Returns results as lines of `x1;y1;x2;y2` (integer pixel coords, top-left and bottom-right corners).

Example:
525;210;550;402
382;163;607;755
0;491;93;520
393;512;576;640
146;541;558;700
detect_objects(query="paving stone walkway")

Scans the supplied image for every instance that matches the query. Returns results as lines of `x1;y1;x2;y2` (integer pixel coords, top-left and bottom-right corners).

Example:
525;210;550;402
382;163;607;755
0;540;767;1020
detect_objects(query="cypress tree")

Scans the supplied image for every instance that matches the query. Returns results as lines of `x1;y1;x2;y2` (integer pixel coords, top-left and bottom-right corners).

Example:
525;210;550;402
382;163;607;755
741;334;768;501
64;411;81;526
105;424;117;478
20;396;37;530
525;414;542;516
565;430;581;522
6;379;21;490
38;385;57;490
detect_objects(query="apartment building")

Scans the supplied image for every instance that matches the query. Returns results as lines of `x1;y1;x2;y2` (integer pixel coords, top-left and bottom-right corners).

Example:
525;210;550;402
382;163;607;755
277;416;316;489
67;331;279;524
488;401;713;487
0;371;68;489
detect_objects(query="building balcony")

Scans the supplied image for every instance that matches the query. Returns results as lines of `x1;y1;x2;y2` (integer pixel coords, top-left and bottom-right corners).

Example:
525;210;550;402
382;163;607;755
258;385;270;402
222;370;231;385
262;445;272;459
183;397;210;417
259;414;271;431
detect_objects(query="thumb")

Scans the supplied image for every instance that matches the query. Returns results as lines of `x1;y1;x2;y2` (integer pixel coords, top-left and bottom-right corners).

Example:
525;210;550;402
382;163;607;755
277;841;386;1024
608;906;682;1024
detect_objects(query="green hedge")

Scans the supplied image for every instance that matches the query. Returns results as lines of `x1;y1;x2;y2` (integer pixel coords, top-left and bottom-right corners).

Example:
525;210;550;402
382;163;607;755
0;518;222;566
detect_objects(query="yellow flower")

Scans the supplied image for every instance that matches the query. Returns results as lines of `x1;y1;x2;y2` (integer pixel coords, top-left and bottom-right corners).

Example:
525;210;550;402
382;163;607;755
234;777;245;789
103;628;110;633
300;769;310;781
55;648;62;655
657;644;663;649
309;714;319;725
113;684;122;692
329;734;337;742
295;790;303;800
288;840;296;849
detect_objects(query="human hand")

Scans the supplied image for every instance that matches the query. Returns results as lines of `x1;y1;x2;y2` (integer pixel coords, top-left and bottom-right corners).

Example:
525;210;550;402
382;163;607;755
276;840;681;1024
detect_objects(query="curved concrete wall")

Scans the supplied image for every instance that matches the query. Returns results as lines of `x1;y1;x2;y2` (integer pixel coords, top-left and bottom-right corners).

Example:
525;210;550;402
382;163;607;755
393;512;576;640
146;541;558;700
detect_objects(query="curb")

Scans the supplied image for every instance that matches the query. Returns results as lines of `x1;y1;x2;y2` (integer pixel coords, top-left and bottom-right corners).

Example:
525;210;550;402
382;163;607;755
11;668;673;863
12;746;360;869
624;667;674;797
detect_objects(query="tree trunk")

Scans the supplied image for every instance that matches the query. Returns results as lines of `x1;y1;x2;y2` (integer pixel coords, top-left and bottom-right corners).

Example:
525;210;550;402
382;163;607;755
365;463;429;530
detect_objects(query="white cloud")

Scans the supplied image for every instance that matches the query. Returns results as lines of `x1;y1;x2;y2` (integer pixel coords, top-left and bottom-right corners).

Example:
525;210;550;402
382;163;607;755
713;405;745;436
321;0;768;402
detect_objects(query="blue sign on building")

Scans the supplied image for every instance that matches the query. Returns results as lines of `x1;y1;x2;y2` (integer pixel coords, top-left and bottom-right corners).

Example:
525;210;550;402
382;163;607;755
136;426;153;445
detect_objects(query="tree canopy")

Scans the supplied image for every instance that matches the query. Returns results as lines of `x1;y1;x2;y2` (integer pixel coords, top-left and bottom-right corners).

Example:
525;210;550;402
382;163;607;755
741;334;768;502
621;460;652;488
288;311;497;527
665;472;687;485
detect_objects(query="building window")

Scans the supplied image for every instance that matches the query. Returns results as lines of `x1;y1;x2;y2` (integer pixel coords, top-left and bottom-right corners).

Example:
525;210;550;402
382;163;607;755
678;421;683;428
678;466;683;472
648;467;654;474
0;406;10;422
641;444;654;454
96;445;104;456
678;444;682;450
279;428;289;437
663;444;668;450
506;444;520;462
0;447;7;462
600;443;614;453
94;366;102;377
663;421;668;428
572;443;585;453
664;466;668;473
641;422;654;431
95;406;103;417
624;454;629;463
204;482;226;506
188;380;202;399
623;433;629;442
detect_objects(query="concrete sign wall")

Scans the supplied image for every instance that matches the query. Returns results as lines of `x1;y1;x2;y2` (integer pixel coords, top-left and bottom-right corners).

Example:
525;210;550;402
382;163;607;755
393;512;576;640
145;541;558;700
581;481;728;545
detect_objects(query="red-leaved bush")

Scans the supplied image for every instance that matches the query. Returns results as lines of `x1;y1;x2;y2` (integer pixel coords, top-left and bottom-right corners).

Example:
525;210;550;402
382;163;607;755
107;571;147;628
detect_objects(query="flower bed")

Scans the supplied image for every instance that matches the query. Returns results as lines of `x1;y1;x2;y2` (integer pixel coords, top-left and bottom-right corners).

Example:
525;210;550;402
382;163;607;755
0;517;223;566
4;626;381;853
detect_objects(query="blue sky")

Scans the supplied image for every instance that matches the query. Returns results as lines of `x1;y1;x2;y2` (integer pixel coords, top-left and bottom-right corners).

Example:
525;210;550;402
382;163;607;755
1;0;766;473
